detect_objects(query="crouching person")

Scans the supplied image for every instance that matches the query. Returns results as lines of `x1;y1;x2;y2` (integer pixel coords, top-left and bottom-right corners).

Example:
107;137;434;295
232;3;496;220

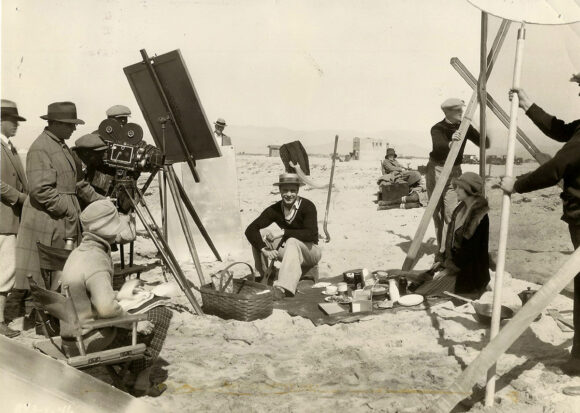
245;173;322;300
60;199;172;397
412;172;490;296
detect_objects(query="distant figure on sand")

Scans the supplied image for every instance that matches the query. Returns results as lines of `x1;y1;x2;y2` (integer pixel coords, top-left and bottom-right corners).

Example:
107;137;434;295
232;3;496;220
428;98;490;256
381;147;422;187
412;172;490;296
500;73;580;376
245;173;321;300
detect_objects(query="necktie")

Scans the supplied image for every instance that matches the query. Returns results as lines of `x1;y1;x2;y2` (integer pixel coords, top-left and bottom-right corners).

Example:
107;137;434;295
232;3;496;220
8;140;17;155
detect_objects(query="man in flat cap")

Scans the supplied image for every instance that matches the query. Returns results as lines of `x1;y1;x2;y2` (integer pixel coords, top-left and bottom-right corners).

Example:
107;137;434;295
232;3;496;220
0;99;28;337
106;104;131;126
428;98;490;255
73;133;115;199
14;102;104;292
501;72;580;375
214;118;232;146
245;173;321;300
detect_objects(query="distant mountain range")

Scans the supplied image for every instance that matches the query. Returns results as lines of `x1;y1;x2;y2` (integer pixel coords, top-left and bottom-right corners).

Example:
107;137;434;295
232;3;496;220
227;124;564;159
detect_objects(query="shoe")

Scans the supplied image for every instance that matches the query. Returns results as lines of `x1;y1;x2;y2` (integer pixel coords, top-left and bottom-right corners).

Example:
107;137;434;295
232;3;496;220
0;322;20;338
270;286;287;301
560;358;580;376
131;382;167;398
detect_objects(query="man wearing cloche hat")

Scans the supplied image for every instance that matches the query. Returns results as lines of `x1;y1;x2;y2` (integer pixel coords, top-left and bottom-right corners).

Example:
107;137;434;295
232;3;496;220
0;99;28;337
14;102;104;291
245;173;321;299
428;98;490;253
501;73;580;376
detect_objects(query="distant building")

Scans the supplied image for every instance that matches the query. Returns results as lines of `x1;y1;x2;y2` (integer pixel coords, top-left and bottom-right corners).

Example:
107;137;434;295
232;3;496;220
352;137;389;161
268;145;281;157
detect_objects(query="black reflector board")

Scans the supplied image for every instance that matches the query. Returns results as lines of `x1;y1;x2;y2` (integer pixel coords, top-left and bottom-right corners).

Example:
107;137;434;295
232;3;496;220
123;49;220;162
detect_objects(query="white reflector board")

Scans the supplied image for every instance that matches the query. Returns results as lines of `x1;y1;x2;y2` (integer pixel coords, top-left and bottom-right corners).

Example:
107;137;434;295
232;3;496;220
467;0;580;24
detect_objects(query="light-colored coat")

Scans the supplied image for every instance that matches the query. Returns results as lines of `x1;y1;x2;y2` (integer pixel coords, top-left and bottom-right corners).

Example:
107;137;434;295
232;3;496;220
14;129;102;289
1;139;28;234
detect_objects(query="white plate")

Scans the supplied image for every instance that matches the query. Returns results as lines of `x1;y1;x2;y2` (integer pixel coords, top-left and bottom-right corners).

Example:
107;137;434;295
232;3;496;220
322;291;338;296
397;294;424;307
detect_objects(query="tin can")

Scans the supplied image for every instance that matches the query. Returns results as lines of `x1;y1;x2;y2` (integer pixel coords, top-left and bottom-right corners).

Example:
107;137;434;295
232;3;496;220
398;277;407;296
64;238;75;250
354;272;365;290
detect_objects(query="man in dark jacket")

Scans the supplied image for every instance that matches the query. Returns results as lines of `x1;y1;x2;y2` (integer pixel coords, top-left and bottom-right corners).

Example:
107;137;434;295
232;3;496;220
428;98;490;252
245;173;321;299
501;74;580;374
0;99;28;337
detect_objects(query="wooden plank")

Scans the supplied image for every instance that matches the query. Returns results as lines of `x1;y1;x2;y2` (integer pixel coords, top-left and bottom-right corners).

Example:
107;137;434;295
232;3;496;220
401;21;510;271
479;12;488;181
431;246;580;412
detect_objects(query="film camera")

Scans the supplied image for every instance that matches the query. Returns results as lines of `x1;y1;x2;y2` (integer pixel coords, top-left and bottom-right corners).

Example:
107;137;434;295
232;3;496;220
92;118;165;212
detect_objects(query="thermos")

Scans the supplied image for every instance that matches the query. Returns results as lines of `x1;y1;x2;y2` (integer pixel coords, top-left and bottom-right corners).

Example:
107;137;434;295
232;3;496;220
388;279;400;302
398;277;407;296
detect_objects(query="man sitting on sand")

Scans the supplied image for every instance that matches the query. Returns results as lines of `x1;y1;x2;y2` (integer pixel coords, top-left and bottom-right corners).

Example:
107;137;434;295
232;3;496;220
381;147;422;187
60;200;172;397
245;173;322;300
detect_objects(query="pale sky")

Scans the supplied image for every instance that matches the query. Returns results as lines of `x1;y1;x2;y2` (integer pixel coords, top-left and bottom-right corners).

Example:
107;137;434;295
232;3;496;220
2;0;580;151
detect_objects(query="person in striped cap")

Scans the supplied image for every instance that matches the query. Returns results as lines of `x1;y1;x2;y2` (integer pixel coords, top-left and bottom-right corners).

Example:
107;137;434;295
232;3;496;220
0;99;28;337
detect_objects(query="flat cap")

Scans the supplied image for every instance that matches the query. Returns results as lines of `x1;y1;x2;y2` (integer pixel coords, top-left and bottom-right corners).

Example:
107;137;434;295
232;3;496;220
441;98;465;111
75;133;107;151
106;105;131;118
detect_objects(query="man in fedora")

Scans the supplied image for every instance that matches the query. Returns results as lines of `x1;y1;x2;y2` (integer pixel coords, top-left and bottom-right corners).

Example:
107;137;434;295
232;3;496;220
245;173;322;299
14;102;104;292
428;98;489;253
501;73;580;375
0;99;28;337
381;147;422;187
214;118;232;146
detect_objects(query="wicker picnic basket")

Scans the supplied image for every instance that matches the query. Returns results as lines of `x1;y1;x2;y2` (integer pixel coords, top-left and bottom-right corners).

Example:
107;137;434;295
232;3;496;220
199;262;273;321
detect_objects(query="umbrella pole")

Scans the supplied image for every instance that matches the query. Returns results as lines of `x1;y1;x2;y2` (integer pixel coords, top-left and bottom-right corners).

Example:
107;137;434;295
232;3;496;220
479;12;488;184
485;23;526;407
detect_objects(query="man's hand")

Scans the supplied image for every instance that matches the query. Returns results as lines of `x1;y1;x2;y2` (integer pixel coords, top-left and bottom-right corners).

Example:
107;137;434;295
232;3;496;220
262;248;279;261
509;88;533;112
449;130;462;148
136;320;154;335
499;176;516;194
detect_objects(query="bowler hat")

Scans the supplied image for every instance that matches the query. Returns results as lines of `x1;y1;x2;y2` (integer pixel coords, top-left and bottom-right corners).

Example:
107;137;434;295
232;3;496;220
453;172;483;196
273;173;304;187
106;105;131;118
386;148;397;158
40;101;85;124
1;99;26;121
441;98;465;111
75;133;107;151
80;200;123;240
215;118;227;127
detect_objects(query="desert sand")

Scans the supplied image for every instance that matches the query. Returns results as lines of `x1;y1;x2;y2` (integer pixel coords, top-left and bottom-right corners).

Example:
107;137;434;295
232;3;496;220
10;153;580;412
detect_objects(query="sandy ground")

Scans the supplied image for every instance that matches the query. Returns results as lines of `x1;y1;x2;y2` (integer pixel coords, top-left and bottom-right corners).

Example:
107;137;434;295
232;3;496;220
10;154;580;412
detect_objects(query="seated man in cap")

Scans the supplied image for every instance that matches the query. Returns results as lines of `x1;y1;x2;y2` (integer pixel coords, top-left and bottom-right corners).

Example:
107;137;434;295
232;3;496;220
245;173;322;299
214;118;232;146
381;147;422;187
409;172;490;297
428;98;490;255
60;199;172;397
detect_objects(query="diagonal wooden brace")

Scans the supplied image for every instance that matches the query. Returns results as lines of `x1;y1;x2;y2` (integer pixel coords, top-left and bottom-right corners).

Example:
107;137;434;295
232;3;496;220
401;20;511;271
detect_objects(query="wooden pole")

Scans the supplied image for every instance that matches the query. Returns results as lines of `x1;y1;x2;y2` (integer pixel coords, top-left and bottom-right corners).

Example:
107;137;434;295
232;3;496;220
401;20;510;271
431;246;580;412
485;23;526;407
479;12;488;185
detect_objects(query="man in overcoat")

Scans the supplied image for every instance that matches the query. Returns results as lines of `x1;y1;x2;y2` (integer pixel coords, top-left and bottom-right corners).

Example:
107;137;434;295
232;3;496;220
0;99;28;337
14;102;104;291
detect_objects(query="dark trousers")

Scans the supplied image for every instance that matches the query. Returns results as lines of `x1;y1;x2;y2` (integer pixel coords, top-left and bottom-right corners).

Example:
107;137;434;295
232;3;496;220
568;223;580;358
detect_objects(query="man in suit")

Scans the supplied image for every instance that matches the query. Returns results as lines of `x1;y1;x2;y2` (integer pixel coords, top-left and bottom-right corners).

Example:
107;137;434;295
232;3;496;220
214;118;232;146
14;102;104;292
0;99;28;337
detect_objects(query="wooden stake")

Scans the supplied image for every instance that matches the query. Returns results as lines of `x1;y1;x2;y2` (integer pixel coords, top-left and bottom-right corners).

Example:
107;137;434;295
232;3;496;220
401;20;510;271
479;12;488;184
485;23;526;407
431;246;580;412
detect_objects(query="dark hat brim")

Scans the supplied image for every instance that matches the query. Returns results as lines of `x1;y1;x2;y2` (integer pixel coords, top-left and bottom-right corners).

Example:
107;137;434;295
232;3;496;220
273;182;304;187
40;115;85;125
3;115;26;122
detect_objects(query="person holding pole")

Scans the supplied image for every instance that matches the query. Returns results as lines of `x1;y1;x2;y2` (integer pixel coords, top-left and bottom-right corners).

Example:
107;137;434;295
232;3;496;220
428;98;490;256
500;72;580;375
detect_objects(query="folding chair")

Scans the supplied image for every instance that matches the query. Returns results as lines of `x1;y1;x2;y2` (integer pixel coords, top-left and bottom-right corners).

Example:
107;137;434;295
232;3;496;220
29;276;148;390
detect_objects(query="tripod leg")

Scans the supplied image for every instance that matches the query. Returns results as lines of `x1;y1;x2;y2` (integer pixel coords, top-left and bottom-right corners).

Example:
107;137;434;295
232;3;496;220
165;166;207;285
123;186;204;315
140;169;158;194
174;172;222;261
120;244;125;269
129;241;134;267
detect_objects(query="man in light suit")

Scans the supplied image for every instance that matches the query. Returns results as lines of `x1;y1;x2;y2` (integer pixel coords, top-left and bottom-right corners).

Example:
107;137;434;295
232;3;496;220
0;99;28;337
